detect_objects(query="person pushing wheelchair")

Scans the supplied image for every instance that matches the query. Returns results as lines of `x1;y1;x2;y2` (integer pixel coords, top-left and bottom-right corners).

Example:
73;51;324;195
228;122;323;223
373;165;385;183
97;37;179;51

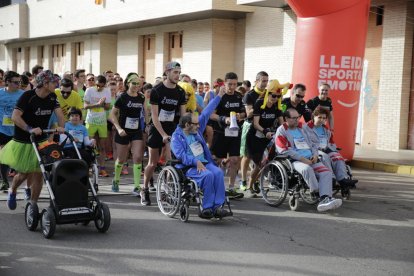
171;85;231;219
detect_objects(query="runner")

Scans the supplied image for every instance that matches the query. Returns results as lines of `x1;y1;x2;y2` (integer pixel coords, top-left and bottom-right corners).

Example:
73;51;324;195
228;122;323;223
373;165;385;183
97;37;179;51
84;75;112;177
110;73;145;194
0;70;65;210
0;71;25;192
142;61;186;206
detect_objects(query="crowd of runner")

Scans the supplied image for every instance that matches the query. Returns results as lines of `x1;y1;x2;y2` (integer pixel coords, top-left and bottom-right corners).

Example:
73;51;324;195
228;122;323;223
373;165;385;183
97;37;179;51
0;62;357;212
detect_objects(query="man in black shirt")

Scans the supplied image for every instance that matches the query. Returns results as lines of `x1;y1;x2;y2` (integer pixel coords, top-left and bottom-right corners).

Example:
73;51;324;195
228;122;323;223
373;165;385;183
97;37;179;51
281;83;311;122
2;70;65;210
142;61;186;206
306;83;334;131
240;71;268;192
210;72;246;198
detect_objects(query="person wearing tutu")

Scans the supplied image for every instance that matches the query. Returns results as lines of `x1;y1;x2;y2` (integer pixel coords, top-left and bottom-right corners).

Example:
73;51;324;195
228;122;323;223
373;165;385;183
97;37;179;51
0;70;65;210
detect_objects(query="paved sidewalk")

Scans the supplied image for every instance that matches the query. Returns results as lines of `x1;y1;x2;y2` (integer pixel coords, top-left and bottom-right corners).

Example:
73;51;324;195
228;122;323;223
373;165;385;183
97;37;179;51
352;145;414;176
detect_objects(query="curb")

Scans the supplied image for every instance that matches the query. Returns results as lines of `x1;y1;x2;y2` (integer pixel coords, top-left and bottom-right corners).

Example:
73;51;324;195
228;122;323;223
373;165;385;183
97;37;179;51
351;159;414;176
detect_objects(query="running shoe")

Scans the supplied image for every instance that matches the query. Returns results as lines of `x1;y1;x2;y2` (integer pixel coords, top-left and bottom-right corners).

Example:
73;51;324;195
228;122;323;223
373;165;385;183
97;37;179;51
226;189;244;199
24;188;31;200
214;207;232;218
111;180;119;192
140;189;151;206
0;181;9;192
149;182;156;192
7;191;17;210
132;187;141;197
8;170;16;177
199;208;213;219
246;189;258;198
239;181;247;191
252;181;260;194
317;197;342;212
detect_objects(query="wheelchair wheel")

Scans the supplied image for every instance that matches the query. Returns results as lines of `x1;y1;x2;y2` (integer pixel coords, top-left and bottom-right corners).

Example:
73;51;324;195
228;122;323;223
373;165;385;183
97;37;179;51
25;201;39;231
259;161;288;207
300;186;319;205
41;207;56;239
156;166;182;218
179;202;190;222
289;195;300;211
94;203;111;233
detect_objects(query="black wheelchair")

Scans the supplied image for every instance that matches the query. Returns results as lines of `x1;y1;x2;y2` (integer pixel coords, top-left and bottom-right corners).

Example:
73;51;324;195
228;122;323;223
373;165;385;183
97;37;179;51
259;155;319;211
156;160;233;222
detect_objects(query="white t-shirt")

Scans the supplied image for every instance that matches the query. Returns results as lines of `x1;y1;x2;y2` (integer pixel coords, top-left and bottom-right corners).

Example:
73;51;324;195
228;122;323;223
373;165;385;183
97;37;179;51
84;87;111;125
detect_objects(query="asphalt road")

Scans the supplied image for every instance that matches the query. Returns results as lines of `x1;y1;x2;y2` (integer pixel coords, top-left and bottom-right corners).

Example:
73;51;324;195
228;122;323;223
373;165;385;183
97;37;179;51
0;169;413;276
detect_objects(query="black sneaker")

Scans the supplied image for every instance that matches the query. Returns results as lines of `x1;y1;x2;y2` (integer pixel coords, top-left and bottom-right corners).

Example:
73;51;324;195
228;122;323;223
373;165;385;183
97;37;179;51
140;189;151;206
149;182;156;192
199;208;213;219
214;207;232;218
252;181;260;194
246;189;258;198
226;189;244;199
0;181;9;193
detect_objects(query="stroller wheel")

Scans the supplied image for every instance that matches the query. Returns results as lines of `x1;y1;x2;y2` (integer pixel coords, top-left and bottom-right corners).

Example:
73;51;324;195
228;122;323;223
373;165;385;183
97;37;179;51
94;203;111;233
41;207;56;239
25;201;39;231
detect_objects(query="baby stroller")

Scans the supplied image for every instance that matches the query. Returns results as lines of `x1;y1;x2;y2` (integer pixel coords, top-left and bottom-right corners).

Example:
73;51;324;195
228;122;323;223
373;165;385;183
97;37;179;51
25;130;111;239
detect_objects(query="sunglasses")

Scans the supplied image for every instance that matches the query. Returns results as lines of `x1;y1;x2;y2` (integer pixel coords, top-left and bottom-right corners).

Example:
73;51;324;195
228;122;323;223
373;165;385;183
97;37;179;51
129;81;140;86
295;94;305;99
61;91;71;95
87;78;95;81
96;84;105;88
270;94;281;98
189;122;200;126
10;81;21;85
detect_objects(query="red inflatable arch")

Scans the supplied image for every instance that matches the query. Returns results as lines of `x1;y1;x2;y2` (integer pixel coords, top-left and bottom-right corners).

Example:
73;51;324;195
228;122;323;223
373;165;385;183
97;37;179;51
287;0;371;159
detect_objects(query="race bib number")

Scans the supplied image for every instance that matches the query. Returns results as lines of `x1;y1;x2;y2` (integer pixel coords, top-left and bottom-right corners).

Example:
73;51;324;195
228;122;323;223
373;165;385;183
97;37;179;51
255;130;265;139
319;137;328;149
189;141;204;156
2;115;13;126
159;109;175;122
125;117;139;129
294;138;310;150
224;127;238;137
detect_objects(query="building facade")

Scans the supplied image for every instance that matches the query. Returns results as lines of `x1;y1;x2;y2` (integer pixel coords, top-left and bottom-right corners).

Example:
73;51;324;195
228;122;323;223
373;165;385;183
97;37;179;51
0;0;413;152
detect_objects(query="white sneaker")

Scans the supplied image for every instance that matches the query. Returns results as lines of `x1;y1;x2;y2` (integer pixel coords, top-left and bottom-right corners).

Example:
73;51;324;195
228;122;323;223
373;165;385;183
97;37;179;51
317;197;337;212
330;198;342;209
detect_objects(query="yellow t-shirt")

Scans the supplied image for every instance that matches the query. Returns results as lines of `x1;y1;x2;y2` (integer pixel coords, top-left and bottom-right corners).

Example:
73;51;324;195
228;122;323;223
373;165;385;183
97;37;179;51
55;88;83;120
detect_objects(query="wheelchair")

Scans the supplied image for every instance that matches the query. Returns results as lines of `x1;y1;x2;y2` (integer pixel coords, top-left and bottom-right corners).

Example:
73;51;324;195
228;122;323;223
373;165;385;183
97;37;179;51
156;160;233;222
259;155;319;211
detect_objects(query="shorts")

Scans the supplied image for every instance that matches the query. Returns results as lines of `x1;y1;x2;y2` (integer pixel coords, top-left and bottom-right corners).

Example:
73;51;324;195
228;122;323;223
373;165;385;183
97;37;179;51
211;131;241;158
115;130;143;145
239;121;251;157
246;130;270;164
147;123;175;149
107;120;114;132
86;123;108;138
0;133;13;146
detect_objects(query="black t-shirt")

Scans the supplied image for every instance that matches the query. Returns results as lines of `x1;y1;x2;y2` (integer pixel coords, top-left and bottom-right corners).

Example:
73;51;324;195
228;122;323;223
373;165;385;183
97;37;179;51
243;89;261;123
114;92;145;133
14;89;60;143
307;96;333;112
149;82;186;126
281;97;312;122
214;92;245;131
251;99;282;131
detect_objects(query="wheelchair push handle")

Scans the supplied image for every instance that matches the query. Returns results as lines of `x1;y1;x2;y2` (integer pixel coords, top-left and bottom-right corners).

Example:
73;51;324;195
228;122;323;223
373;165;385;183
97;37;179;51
30;129;75;143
